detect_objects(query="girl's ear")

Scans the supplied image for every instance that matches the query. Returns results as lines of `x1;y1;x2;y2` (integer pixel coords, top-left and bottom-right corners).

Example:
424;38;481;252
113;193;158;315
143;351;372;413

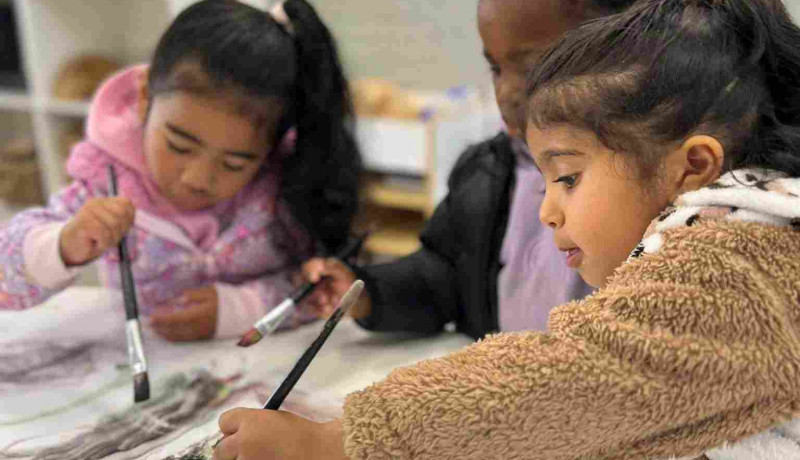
667;135;725;199
137;68;150;125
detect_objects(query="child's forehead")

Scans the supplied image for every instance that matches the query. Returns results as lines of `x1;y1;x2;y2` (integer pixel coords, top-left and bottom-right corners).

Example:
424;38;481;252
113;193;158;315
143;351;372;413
479;0;579;41
526;125;610;161
153;91;285;143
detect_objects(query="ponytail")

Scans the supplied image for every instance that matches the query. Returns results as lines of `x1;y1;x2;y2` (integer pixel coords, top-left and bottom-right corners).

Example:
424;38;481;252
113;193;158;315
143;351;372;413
282;0;361;253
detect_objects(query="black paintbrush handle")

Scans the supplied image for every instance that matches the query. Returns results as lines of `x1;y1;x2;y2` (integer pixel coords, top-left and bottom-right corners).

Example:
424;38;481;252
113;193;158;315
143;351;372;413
107;165;139;321
117;241;139;321
285;233;367;307
263;307;346;410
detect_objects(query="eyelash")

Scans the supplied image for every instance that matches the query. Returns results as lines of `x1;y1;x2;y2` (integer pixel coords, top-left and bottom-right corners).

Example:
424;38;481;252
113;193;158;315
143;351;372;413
489;64;501;76
168;140;248;172
223;163;245;172
167;140;190;155
554;173;579;190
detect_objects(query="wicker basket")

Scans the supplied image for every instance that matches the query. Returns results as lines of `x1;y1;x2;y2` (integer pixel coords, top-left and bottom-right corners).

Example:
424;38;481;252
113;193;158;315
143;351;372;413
52;55;120;101
0;138;44;205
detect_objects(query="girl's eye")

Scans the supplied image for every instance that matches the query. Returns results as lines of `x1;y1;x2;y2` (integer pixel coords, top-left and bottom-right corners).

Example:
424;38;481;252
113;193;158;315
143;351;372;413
489;64;501;77
167;140;191;155
554;173;579;189
223;163;246;172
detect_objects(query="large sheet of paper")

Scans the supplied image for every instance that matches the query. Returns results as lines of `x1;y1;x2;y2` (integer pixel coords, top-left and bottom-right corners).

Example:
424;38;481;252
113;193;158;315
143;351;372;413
0;287;471;459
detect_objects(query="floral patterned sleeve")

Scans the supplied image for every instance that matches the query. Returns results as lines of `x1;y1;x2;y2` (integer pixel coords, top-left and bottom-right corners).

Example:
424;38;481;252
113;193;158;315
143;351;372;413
0;180;95;309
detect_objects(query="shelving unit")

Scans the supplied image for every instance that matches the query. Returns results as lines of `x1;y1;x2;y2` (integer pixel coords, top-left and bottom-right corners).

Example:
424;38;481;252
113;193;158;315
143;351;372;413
0;0;172;196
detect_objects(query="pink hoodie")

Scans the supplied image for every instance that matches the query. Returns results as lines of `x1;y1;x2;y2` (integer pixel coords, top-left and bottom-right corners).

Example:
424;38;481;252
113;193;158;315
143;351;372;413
0;66;315;338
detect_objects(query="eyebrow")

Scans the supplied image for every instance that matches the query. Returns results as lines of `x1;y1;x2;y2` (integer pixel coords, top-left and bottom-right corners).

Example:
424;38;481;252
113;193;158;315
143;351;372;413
532;148;585;168
225;150;258;160
167;123;259;160
543;149;584;159
166;123;203;145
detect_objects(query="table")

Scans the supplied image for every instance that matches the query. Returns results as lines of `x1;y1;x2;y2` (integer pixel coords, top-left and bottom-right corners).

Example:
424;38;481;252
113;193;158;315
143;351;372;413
0;287;472;459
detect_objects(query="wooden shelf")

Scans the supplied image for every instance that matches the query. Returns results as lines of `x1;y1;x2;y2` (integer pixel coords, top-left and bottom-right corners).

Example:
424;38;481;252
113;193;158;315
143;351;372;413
365;227;422;258
45;98;90;117
357;203;426;258
0;89;31;111
364;178;430;214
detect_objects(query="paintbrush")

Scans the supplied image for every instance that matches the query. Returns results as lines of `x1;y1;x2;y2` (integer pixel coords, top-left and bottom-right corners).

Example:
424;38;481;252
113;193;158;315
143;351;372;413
236;232;369;347
211;280;364;453
263;279;363;409
107;164;150;403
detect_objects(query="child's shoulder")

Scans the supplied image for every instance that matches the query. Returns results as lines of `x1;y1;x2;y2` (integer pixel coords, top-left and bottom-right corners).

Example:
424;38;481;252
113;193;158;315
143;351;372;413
448;132;515;188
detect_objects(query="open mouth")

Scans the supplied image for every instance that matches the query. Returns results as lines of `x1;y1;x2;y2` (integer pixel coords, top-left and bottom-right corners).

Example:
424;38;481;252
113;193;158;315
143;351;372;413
563;248;583;269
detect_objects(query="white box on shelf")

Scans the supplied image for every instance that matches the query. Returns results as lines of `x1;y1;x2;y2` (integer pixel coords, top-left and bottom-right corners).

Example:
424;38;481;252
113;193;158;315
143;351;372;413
356;118;428;176
356;104;503;207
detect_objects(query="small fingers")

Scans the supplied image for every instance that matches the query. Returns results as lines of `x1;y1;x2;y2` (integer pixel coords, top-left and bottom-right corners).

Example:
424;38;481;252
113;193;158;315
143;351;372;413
218;408;249;435
105;197;136;229
302;258;326;283
78;218;114;254
83;199;134;247
212;433;239;460
181;286;217;303
150;306;199;326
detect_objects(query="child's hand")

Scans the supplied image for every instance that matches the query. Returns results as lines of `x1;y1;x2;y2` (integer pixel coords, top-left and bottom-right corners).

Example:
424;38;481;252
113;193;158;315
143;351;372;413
214;408;346;460
59;197;136;266
301;257;372;319
149;286;218;341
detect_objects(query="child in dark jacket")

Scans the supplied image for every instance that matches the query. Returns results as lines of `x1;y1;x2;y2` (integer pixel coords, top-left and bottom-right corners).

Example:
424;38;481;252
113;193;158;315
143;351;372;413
302;0;636;340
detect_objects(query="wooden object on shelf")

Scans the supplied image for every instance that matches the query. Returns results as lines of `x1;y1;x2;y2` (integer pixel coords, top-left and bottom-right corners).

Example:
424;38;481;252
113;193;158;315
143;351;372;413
52;55;120;101
363;173;433;215
0;138;43;205
351;79;426;120
354;204;425;259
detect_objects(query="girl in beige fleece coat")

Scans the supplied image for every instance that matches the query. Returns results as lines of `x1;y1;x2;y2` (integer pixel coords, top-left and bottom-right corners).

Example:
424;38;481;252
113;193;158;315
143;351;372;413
212;0;800;459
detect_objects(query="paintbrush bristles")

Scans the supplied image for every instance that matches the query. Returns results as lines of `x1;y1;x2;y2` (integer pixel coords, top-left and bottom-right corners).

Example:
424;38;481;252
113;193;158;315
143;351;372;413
236;328;263;348
336;280;364;317
133;372;150;403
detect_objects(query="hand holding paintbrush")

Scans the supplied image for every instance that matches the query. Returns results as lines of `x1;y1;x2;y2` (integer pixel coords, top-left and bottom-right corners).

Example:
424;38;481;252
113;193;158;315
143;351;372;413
210;280;365;457
237;233;369;347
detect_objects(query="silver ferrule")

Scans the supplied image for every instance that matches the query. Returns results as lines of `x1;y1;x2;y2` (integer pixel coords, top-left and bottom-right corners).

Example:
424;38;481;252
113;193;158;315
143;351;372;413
125;319;148;374
254;298;295;337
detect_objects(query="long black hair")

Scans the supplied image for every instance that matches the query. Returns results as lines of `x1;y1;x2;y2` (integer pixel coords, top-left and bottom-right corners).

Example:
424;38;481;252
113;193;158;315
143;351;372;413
526;0;800;179
148;0;361;252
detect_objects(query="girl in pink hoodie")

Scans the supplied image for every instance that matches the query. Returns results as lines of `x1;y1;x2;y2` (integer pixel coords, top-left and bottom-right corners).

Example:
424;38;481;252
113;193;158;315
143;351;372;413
0;0;361;341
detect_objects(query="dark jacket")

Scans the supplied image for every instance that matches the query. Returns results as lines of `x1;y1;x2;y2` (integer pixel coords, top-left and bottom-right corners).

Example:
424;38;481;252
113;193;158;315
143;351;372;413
355;132;516;340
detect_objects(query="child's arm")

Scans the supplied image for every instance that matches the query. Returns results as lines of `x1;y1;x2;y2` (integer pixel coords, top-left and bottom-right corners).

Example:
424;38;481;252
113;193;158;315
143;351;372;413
0;179;125;309
340;222;800;459
351;245;460;334
146;272;303;342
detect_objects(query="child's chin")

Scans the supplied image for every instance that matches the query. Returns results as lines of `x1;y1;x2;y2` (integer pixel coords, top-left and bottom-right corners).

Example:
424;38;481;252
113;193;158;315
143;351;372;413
171;196;216;211
578;269;605;289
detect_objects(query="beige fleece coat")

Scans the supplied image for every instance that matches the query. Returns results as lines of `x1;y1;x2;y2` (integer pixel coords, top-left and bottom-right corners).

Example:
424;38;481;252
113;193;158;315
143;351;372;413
342;173;800;459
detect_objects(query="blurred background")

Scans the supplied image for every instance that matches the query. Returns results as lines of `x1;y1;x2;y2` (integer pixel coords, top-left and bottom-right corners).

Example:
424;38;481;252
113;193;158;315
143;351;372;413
0;0;797;280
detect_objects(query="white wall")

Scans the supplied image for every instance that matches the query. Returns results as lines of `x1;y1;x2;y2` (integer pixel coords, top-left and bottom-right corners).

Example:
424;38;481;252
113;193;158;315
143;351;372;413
787;0;800;22
309;0;490;91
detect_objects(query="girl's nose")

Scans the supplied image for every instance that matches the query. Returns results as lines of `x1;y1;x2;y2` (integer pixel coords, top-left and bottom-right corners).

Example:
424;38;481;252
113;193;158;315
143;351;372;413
181;158;214;193
539;192;564;230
